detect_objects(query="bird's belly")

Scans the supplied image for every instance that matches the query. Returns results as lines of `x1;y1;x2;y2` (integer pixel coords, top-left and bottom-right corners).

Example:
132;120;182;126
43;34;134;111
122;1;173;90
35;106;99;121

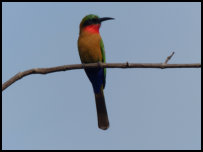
79;48;101;63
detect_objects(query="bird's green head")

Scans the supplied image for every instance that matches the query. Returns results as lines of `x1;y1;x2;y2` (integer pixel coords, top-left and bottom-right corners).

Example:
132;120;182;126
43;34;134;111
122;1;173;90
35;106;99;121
79;14;114;33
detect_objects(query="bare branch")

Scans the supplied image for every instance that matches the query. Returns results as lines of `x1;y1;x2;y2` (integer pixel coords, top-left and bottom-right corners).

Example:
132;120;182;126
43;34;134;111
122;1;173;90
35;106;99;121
2;62;201;91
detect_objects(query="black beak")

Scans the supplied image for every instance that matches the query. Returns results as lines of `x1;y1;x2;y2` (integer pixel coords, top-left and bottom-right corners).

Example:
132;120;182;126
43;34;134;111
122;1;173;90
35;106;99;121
98;17;114;23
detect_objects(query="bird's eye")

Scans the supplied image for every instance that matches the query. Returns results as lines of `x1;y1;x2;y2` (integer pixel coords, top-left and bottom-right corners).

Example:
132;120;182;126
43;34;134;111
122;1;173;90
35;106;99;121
91;18;97;23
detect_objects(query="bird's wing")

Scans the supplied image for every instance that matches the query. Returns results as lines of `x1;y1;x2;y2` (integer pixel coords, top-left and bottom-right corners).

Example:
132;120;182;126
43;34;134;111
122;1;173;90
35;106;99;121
100;38;106;88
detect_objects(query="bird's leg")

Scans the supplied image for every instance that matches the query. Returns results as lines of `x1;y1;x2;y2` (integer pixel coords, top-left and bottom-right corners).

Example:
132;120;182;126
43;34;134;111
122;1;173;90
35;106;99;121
82;63;86;70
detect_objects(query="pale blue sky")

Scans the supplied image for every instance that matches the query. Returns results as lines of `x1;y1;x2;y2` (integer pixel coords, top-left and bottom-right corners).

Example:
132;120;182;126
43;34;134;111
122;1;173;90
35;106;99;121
2;2;201;150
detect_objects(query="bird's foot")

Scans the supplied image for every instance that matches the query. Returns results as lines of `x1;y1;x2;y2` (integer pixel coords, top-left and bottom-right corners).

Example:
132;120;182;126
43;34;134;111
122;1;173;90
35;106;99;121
97;61;102;68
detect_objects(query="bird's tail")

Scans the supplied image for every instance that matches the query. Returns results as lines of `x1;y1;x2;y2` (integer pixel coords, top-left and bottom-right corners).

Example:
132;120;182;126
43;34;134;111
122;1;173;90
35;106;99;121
95;88;109;130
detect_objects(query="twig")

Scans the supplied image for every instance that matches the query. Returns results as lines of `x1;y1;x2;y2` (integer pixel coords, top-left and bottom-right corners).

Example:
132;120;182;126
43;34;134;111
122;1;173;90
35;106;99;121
164;52;175;64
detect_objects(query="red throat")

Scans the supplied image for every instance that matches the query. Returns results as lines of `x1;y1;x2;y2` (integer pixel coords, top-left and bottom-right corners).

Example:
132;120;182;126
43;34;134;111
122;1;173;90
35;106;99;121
83;24;100;34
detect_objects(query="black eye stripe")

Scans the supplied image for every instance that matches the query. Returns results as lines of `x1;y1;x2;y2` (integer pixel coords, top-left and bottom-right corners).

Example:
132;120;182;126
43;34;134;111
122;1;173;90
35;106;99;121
83;18;99;27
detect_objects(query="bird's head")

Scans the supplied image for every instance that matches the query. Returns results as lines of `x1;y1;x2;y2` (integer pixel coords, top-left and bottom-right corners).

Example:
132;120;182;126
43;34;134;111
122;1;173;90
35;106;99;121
79;14;114;34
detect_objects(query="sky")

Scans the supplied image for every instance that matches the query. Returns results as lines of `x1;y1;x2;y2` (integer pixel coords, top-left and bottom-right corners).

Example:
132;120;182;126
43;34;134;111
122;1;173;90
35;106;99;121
2;2;201;150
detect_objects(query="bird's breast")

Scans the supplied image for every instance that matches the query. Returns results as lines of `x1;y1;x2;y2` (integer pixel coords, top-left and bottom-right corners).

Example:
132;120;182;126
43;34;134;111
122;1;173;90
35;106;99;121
78;32;102;63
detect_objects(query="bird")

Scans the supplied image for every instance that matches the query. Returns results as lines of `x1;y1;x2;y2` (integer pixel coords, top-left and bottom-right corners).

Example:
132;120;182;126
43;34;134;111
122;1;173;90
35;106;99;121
77;14;114;130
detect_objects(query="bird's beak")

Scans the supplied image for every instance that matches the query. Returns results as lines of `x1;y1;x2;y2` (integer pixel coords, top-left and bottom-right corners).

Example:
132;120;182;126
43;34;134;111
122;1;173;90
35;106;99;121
99;17;115;23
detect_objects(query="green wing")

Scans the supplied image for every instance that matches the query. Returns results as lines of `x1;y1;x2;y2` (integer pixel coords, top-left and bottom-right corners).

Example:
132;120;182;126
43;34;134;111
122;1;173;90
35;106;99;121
100;39;106;88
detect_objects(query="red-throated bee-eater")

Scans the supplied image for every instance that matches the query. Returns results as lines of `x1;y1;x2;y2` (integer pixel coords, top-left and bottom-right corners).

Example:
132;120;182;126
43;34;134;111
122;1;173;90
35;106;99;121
77;14;114;130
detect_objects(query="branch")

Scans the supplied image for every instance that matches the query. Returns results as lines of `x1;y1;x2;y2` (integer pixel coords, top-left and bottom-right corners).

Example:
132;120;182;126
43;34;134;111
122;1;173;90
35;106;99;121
2;51;201;91
2;62;200;91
